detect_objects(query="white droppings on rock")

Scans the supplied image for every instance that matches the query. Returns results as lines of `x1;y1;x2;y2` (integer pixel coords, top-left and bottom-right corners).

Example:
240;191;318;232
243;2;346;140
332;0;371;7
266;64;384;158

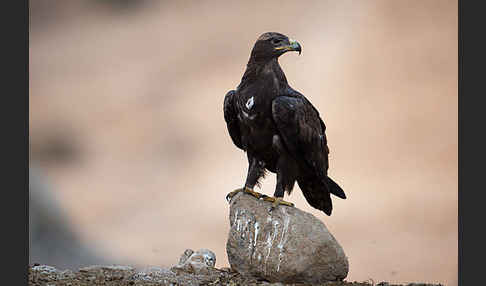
264;220;279;270
234;209;239;225
236;218;241;231
243;218;250;238
253;222;260;247
248;220;256;251
277;208;291;272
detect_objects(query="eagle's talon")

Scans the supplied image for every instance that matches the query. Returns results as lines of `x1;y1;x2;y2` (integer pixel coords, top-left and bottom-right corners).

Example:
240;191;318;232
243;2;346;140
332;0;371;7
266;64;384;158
262;196;294;209
226;187;264;203
225;193;233;202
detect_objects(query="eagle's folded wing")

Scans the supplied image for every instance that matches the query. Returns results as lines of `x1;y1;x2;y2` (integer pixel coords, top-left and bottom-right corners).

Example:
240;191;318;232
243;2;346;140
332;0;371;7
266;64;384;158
223;90;244;150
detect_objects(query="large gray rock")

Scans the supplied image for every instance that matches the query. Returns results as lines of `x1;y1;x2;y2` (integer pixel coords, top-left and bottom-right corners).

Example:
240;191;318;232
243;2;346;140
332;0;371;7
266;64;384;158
226;192;349;284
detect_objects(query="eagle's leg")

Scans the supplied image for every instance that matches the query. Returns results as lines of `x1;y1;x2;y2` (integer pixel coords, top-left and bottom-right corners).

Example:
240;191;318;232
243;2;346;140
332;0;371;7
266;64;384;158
262;172;295;210
226;155;266;202
263;136;296;210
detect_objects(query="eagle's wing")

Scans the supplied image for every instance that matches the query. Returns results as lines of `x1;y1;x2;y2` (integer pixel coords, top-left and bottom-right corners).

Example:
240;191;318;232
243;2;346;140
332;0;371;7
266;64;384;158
223;90;244;150
272;95;328;176
272;93;346;201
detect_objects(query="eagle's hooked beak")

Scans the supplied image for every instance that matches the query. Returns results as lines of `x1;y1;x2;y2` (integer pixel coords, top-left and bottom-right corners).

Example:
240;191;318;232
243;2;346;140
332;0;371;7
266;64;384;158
275;39;302;55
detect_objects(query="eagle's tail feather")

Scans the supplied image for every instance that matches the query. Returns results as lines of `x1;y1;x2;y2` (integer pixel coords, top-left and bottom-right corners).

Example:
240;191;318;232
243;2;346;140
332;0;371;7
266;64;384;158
297;178;333;216
327;177;346;199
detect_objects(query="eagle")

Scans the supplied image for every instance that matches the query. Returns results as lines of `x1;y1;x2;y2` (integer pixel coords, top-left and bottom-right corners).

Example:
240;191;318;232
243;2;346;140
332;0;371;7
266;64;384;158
224;32;346;216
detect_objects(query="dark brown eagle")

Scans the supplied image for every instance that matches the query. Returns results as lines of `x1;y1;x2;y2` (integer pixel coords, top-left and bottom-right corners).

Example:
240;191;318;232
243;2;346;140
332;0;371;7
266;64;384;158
224;32;346;215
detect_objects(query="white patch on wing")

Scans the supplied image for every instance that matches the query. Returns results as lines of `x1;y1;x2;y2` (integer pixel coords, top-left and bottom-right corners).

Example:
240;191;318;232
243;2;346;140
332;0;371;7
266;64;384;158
246;97;254;110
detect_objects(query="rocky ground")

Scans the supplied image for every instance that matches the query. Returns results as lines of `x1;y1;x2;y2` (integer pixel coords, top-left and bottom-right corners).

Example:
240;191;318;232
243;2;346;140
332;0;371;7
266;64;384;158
28;193;446;286
28;195;443;286
28;264;443;286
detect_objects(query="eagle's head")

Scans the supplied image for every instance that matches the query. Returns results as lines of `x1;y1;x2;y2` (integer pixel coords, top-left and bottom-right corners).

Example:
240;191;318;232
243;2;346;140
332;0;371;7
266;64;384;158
249;32;302;62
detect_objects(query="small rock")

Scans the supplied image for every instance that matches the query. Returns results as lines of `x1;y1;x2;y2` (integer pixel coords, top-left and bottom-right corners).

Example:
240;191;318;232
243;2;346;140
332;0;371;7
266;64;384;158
32;265;59;274
171;248;216;275
31;265;61;281
226;192;349;284
30;265;76;281
178;249;195;264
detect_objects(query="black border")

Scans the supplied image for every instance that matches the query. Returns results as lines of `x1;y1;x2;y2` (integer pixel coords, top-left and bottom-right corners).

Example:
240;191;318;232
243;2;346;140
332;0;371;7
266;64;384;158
459;1;483;285
4;0;28;284
24;0;29;284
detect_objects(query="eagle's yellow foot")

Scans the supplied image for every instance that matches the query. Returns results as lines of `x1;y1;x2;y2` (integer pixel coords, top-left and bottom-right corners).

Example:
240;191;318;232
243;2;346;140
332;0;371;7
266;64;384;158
262;196;295;209
226;187;264;202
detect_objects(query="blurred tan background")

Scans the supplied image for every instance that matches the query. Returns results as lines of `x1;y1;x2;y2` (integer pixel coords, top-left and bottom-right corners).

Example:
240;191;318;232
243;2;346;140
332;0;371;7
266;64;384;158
29;0;457;285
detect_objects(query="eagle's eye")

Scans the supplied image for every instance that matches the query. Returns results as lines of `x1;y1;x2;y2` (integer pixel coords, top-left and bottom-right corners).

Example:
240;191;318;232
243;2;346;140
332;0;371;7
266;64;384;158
271;38;282;45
